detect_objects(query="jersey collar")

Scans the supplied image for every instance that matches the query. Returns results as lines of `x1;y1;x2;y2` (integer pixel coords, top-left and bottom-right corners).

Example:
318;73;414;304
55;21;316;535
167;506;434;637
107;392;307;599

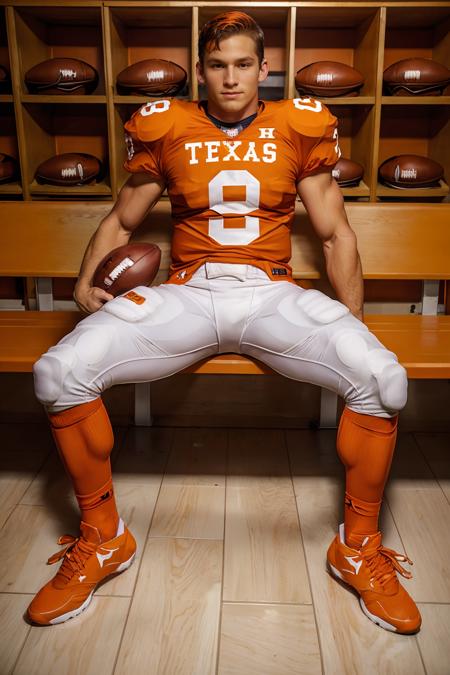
197;100;265;138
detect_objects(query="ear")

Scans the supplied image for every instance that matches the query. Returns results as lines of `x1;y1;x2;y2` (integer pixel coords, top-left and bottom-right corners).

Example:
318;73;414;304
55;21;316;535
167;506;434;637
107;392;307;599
258;59;269;84
196;61;205;85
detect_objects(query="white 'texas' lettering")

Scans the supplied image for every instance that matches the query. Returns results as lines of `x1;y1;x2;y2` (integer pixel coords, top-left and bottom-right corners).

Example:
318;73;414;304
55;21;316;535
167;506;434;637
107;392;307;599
184;141;276;165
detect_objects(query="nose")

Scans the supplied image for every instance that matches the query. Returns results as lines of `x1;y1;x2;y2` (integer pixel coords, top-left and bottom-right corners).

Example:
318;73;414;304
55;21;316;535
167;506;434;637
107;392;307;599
223;66;238;88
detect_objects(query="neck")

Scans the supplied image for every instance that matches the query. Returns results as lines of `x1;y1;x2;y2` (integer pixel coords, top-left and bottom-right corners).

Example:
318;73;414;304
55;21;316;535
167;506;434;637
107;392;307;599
206;98;259;124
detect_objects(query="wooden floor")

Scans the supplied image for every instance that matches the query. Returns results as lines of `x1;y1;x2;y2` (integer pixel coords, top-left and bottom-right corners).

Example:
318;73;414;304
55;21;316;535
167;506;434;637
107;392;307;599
0;422;449;675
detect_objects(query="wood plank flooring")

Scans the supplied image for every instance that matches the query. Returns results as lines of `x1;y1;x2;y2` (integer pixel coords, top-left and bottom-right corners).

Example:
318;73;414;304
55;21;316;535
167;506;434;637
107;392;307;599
0;422;449;675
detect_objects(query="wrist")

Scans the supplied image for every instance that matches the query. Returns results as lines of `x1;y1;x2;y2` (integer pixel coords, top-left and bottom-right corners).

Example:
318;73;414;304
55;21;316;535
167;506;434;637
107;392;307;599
75;278;91;291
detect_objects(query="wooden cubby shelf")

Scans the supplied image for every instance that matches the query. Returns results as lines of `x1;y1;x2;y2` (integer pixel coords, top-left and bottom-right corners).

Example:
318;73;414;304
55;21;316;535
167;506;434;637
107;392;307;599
29;182;112;197
378;102;449;199
0;98;21;196
106;5;192;98
0;1;448;202
21;101;110;198
12;5;105;97
21;95;108;104
382;97;450;105
317;98;376;106
376;179;449;199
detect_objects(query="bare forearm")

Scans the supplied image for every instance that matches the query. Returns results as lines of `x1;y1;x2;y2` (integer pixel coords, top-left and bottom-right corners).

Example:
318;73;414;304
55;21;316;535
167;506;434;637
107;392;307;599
297;172;364;320
323;233;364;321
76;214;131;290
75;174;164;291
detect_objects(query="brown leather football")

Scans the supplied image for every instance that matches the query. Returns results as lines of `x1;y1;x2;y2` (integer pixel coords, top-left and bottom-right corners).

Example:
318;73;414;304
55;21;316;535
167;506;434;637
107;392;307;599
332;158;364;187
116;59;187;96
0;65;10;93
383;58;450;96
92;243;161;296
25;58;98;94
379;154;444;188
35;153;102;186
295;61;364;97
0;153;18;184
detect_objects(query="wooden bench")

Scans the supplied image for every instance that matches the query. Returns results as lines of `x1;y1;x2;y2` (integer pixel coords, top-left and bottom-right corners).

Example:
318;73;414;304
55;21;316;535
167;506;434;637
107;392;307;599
1;201;449;427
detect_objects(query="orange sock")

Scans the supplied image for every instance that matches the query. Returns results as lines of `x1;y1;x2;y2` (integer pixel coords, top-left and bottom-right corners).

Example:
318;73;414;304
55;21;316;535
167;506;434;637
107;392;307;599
48;398;119;542
336;406;398;549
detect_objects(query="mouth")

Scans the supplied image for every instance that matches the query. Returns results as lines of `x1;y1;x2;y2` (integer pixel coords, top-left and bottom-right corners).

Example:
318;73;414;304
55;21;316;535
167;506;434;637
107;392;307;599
222;92;242;98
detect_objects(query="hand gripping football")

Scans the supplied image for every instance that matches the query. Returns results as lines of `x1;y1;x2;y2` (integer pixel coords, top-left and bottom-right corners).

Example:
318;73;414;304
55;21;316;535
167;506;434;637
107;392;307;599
92;243;161;296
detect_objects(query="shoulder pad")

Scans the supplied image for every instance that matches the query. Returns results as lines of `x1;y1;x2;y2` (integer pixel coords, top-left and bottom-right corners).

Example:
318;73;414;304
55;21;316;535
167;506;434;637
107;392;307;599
285;97;337;137
124;98;177;143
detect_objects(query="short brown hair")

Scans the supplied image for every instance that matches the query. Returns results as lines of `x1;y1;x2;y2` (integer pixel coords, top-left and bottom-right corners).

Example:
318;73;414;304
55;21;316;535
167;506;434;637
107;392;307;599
198;11;265;66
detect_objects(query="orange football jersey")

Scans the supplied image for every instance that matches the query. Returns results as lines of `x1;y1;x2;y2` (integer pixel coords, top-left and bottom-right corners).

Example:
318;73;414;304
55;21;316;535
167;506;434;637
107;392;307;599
124;97;340;284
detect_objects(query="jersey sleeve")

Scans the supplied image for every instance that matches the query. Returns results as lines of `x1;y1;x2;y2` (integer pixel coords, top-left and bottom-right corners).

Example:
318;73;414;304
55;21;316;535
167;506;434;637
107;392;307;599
123;99;176;179
286;98;341;181
123;140;163;180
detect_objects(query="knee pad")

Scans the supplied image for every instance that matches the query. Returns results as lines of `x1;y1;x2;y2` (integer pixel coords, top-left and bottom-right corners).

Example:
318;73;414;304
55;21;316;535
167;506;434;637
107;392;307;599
33;324;113;407
335;331;408;412
370;355;408;412
33;344;76;406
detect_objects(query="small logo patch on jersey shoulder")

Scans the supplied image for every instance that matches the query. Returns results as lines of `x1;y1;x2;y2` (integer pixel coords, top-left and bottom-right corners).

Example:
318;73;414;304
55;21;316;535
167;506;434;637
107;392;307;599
124;291;146;305
272;268;288;276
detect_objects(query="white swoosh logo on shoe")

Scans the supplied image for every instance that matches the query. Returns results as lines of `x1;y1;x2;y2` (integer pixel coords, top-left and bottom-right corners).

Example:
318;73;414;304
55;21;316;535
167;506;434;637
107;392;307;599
344;555;362;575
96;548;119;568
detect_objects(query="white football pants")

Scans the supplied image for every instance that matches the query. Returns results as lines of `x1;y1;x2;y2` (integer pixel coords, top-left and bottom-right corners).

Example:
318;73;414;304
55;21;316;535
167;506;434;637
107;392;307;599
33;263;408;418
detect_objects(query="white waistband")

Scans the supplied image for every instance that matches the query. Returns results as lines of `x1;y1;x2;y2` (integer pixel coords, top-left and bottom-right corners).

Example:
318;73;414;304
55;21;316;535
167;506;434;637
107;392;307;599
192;263;270;282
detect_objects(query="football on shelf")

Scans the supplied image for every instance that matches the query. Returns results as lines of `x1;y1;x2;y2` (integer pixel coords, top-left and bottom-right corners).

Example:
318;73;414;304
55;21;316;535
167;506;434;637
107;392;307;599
0;65;10;93
116;59;187;96
378;155;444;189
35;153;102;186
0;153;19;183
295;61;364;97
383;58;450;96
93;243;162;296
25;58;98;95
332;158;364;187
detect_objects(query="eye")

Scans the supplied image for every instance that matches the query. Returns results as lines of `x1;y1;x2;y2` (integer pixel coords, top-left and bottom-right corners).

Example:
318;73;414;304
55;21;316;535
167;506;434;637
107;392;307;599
240;63;251;68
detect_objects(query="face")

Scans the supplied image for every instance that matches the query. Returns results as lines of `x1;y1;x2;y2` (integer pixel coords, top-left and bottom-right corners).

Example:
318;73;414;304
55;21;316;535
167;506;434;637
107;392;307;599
196;34;268;122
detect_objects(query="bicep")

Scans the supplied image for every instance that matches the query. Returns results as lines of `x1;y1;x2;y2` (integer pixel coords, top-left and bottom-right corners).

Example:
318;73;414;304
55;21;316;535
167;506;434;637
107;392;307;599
296;171;353;242
111;173;166;234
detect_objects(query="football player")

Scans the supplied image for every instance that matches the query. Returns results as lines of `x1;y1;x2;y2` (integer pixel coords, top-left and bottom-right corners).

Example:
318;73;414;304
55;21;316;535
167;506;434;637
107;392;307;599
29;11;420;633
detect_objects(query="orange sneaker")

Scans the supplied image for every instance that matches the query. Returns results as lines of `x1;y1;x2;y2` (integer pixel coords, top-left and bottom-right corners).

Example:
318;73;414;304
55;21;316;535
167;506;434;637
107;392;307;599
27;519;136;625
327;524;421;634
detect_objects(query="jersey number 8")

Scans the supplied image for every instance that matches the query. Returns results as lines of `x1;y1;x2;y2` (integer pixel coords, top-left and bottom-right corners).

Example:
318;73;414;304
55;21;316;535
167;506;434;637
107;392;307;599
208;170;261;246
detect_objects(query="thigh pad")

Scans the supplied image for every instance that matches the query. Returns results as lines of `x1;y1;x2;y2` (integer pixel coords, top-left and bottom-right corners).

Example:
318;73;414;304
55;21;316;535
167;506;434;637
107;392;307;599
278;289;350;327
